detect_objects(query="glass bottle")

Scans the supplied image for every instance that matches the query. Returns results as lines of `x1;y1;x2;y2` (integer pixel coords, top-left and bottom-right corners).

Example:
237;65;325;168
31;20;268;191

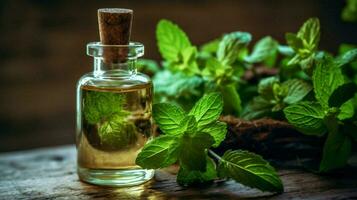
76;42;154;186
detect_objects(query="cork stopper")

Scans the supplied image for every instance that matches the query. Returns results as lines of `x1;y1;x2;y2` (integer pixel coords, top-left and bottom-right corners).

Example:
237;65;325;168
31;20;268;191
98;8;133;63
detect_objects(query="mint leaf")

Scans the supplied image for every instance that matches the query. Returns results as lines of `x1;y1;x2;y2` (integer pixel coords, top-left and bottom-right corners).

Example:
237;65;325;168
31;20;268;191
258;77;280;100
278;45;294;56
136;135;179;169
313;57;345;107
200;121;227;147
135;135;179;169
338;100;355;120
242;96;273;120
297;18;320;52
180;115;198;134
83;91;127;124
156;19;191;61
342;0;357;22
98;115;137;150
179;132;215;171
217;32;252;65
217;150;283;193
137;59;160;74
245;36;279;64
282;79;312;104
201;38;220;54
328;83;357;108
153;103;186;135
171;46;200;76
285;33;304;54
284;102;327;136
153;70;203;110
189;93;223;128
335;48;357;67
285;18;320;69
177;157;217;186
320;122;352;172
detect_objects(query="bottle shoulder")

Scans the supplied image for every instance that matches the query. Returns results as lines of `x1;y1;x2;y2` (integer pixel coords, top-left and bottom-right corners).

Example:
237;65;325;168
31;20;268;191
77;70;152;90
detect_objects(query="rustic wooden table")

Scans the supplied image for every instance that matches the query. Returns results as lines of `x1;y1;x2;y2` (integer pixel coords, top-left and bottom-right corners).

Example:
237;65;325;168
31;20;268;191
0;145;356;200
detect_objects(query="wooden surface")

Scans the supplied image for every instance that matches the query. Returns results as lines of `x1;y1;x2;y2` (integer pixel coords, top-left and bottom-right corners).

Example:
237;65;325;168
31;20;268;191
0;146;357;200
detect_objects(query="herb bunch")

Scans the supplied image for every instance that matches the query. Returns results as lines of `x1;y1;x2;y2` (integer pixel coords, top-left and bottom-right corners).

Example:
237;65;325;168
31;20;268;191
138;16;357;174
136;93;283;193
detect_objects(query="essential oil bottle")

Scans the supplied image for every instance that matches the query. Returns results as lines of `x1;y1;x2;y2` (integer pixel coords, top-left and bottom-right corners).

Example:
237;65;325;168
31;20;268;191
76;8;154;186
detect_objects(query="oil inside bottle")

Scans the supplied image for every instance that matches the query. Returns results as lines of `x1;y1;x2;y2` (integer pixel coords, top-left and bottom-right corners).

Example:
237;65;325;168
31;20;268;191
77;82;153;171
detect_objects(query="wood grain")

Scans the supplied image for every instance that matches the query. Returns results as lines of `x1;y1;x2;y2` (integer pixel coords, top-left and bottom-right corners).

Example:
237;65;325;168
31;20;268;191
0;146;356;200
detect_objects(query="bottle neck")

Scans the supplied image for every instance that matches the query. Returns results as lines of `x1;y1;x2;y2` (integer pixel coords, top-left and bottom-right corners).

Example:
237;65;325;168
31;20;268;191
93;57;137;76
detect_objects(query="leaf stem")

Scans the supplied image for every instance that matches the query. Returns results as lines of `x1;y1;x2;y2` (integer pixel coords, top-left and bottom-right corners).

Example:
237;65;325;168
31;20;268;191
208;149;222;161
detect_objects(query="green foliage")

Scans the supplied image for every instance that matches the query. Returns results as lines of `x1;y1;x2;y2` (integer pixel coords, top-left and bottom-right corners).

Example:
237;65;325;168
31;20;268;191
313;55;345;108
243;77;312;120
217;150;283;193
217;32;252;66
136;93;283;192
284;102;326;136
285;18;320;72
177;157;217;186
147;17;357;175
342;0;357;22
153;70;203;110
156;19;191;62
245;36;279;67
284;53;357;172
83;90;138;150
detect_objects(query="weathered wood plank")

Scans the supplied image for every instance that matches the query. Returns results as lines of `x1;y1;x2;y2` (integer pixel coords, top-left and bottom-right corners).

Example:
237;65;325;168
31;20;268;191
0;146;356;200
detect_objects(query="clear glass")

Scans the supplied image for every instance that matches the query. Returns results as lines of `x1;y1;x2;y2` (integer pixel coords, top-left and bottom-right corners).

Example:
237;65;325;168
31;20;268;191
76;42;154;187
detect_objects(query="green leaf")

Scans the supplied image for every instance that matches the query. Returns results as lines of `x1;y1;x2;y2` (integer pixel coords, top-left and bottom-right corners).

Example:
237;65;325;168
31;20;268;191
153;103;186;135
245;36;279;64
201;38;220;54
180;115;198;133
342;0;357;22
217;32;252;65
338;100;355;120
173;46;200;75
319;123;352;172
200;121;227;147
285;18;320;68
297;18;320;52
189;93;223;128
98;115;137;150
278;45;294;56
156;19;191;61
137;59;160;74
313;57;345;107
328;83;357;108
179;132;215;171
282;79;312;104
177;157;217;186
136;135;180;169
218;150;283;193
335;48;357;68
242;96;273;120
258;77;280;100
220;84;242;115
153;70;203;107
83;91;127;124
285;33;304;53
284;102;327;136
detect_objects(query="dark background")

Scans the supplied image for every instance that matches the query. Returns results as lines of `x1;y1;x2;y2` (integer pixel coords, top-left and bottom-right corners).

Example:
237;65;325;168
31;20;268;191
0;0;356;152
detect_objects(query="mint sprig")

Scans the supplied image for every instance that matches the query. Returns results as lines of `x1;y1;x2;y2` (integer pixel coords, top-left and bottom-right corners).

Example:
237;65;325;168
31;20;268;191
285;18;320;72
284;52;357;172
136;93;283;193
